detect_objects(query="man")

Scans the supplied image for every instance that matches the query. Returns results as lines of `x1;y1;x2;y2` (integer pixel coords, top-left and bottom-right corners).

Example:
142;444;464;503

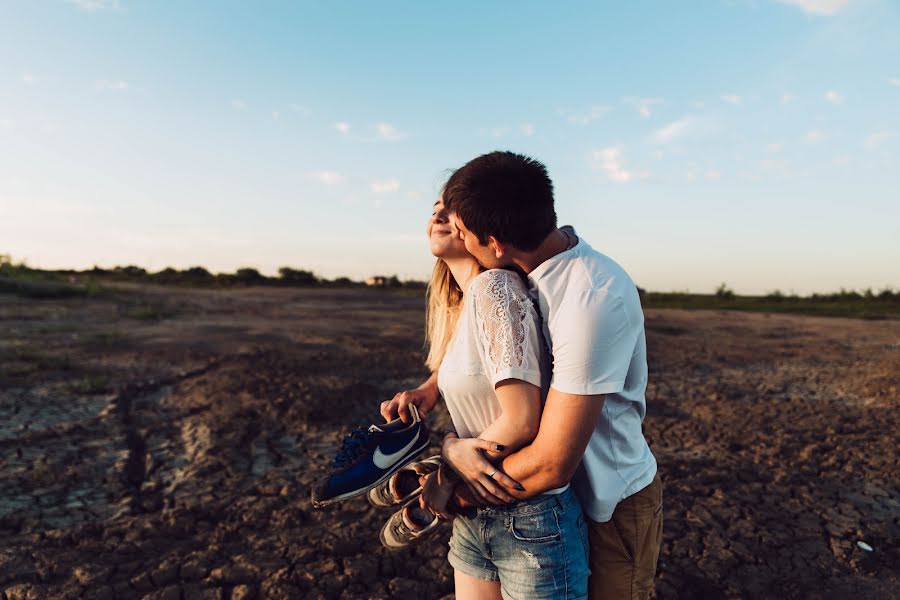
384;151;662;599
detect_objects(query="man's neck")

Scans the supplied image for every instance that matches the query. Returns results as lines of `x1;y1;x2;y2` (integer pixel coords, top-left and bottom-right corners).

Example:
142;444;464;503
510;228;573;275
444;257;482;291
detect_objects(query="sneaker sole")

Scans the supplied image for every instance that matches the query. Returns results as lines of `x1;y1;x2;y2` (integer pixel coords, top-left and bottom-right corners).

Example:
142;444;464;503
311;436;431;508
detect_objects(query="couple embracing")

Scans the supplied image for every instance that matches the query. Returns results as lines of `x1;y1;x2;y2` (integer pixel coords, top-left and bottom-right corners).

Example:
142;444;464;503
382;151;663;600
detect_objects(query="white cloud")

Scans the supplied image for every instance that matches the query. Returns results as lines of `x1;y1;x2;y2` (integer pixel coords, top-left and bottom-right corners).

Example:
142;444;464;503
780;93;796;104
231;99;246;110
767;142;784;152
560;105;611;126
96;80;128;92
652;117;696;144
0;119;13;130
864;131;896;149
776;0;851;16
590;146;647;183
375;122;407;141
334;121;351;134
69;0;121;11
22;73;35;85
271;111;280;120
720;94;741;105
824;90;844;104
805;129;825;143
371;179;401;194
290;104;311;116
623;97;663;118
705;169;722;180
520;123;535;136
890;78;900;87
306;171;345;186
487;127;510;138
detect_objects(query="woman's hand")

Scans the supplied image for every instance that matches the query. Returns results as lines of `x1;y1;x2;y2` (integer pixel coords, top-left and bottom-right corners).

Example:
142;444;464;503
419;467;456;521
381;374;439;424
441;436;524;505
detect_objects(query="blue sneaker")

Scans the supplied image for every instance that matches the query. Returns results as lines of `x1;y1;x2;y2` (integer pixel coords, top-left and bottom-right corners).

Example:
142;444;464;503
311;405;431;508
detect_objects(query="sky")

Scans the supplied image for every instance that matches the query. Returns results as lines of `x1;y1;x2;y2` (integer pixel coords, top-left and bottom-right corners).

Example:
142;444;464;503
1;0;898;295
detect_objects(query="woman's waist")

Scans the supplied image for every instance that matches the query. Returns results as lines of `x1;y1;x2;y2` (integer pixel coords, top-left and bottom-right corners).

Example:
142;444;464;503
458;484;577;518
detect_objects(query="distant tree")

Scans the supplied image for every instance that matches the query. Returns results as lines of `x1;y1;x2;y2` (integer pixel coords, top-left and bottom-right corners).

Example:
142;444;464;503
333;276;354;287
278;267;318;286
386;275;402;288
715;282;735;300
0;254;11;266
766;289;785;302
234;267;266;285
115;265;147;278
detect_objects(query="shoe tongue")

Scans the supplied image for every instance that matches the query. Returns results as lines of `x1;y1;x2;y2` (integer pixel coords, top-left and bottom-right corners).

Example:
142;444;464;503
368;424;384;433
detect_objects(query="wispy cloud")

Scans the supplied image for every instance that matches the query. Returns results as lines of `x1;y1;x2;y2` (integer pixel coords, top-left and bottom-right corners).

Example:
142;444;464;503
652;117;697;144
22;73;35;85
69;0;122;11
560;105;612;126
864;131;896;149
230;99;246;110
720;94;741;105
520;123;535;136
888;78;900;88
375;122;407;141
0;119;13;130
290;104;311;116
705;169;722;180
306;171;345;185
805;129;825;143
590;146;647;183
780;93;796;104
767;142;784;152
96;80;128;92
371;179;401;194
334;121;351;134
623;97;663;118
824;90;844;104
776;0;851;16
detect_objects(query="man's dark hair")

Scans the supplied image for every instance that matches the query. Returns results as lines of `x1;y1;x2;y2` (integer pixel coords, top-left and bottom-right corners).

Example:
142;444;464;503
443;151;556;251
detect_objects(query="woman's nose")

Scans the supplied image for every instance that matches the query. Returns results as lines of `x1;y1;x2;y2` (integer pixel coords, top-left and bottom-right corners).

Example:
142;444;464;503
433;209;449;223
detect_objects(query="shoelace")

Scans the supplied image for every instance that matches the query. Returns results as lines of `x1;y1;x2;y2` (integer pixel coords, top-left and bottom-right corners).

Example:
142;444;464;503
332;427;373;469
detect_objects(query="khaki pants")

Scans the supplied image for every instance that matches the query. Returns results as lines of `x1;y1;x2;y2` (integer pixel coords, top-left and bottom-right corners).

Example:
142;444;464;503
587;473;663;600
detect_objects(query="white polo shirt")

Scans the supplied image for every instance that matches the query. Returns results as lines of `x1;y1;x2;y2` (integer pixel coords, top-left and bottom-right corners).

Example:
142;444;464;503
527;227;657;523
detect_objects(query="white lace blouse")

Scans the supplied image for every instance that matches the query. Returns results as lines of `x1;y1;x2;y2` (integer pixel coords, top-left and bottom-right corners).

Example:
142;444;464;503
437;269;551;440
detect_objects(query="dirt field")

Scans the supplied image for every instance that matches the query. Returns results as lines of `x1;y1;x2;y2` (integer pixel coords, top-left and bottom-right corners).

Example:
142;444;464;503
1;285;897;599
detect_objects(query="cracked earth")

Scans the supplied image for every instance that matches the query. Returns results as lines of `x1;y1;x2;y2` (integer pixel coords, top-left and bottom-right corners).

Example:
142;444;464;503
0;285;897;599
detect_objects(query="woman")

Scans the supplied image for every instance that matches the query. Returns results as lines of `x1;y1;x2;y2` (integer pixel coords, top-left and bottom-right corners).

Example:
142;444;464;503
385;196;588;600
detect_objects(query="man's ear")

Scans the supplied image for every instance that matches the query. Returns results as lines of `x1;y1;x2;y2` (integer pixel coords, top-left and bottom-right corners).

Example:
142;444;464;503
488;236;506;259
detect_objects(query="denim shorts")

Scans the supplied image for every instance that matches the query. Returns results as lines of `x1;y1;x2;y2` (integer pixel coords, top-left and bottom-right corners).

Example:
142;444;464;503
448;486;590;600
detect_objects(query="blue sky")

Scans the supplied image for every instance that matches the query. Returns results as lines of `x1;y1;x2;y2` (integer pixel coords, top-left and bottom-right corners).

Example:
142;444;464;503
1;0;898;294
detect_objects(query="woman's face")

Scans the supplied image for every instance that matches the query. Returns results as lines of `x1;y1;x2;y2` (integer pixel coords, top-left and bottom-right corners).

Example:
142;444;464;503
427;197;468;259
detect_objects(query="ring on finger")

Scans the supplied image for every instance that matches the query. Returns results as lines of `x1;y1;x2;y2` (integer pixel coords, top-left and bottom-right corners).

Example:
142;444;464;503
487;468;498;478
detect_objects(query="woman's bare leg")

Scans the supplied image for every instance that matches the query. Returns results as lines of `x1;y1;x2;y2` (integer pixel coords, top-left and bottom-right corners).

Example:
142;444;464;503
454;570;502;600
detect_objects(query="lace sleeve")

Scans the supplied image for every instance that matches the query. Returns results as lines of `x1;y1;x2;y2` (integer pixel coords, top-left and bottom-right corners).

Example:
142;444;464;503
469;270;544;388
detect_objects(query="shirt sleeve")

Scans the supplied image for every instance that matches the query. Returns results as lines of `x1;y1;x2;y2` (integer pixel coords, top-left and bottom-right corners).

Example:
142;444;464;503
549;289;640;396
469;270;544;389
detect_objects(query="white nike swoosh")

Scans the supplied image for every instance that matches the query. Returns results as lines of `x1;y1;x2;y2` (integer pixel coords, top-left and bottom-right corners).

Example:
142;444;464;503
372;433;420;470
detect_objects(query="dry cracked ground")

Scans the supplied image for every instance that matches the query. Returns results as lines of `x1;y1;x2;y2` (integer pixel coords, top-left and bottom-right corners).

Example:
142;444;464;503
0;284;897;599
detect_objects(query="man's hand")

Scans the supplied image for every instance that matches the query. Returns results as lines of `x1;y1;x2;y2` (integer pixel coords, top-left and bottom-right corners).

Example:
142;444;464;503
381;372;439;424
441;436;523;504
449;482;483;511
418;467;456;521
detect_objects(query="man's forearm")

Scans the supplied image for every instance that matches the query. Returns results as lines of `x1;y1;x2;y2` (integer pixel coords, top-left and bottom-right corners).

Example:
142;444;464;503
498;390;605;499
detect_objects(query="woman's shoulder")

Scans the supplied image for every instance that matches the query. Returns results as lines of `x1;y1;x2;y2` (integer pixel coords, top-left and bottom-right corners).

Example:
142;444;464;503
468;269;531;303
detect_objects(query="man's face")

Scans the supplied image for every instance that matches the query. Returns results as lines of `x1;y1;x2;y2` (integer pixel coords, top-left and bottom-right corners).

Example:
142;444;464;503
450;212;507;269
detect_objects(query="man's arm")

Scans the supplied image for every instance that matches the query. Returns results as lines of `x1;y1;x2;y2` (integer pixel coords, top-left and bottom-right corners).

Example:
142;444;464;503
449;388;603;505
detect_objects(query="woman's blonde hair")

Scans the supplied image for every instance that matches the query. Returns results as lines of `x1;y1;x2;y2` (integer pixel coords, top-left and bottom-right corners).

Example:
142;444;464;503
425;258;464;372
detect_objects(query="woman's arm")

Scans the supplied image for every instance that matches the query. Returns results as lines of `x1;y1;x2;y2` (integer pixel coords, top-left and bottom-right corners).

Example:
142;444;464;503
477;379;541;458
441;378;541;504
380;370;439;424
